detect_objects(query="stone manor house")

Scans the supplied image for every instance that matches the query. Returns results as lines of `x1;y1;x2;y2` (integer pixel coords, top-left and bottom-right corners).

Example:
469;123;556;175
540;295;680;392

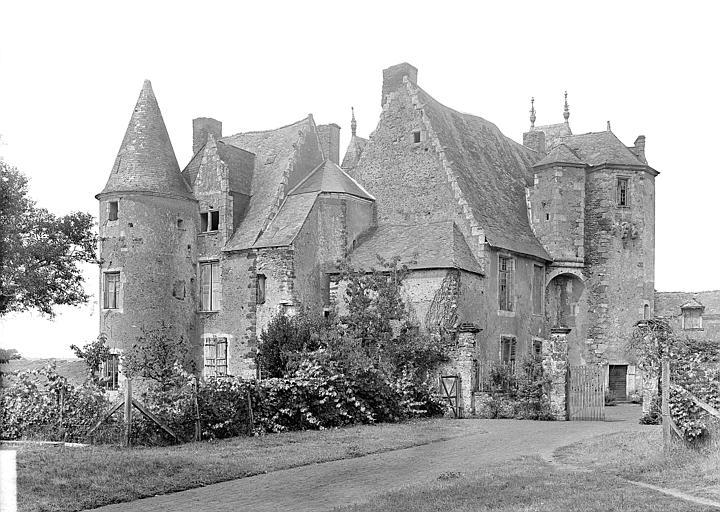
96;63;658;410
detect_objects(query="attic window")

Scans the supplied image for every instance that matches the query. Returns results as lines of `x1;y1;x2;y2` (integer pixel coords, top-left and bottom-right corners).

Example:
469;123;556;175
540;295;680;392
108;201;118;221
256;274;266;305
200;210;220;232
413;131;421;144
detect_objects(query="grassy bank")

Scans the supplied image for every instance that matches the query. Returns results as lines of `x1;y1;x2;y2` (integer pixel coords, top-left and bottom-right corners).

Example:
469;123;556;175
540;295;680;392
333;456;711;512
556;428;720;502
2;417;482;512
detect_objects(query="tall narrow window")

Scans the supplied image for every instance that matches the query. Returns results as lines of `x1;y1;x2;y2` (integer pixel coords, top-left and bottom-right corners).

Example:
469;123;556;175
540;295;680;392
413;131;421;143
103;272;120;309
256;274;266;304
532;265;544;315
501;336;517;364
200;261;220;311
204;337;228;377
108;201;118;221
100;354;120;390
498;256;514;312
617;178;629;207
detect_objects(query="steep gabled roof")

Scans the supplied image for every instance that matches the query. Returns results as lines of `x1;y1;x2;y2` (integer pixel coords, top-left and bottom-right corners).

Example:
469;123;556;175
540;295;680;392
349;221;484;275
341;135;368;171
252;192;319;248
98;80;192;199
222;116;315;251
289;160;374;200
417;88;550;260
563;131;644;167
531;122;572;150
534;143;583;168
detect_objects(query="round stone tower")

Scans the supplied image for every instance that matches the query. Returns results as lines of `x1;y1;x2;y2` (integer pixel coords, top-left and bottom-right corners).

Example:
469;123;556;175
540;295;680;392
96;81;198;361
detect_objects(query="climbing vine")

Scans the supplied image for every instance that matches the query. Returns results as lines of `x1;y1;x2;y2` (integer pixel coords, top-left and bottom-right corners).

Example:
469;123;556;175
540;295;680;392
425;270;459;332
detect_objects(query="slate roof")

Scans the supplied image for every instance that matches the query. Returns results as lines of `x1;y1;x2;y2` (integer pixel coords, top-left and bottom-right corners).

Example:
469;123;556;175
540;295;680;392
253;192;319;248
417;88;550;260
655;291;720;317
221;117;315;251
341;135;368;171
534;143;583;167
289;160;374;200
562;131;644;167
349;221;484;275
98;80;192;199
0;358;87;388
532;122;572;149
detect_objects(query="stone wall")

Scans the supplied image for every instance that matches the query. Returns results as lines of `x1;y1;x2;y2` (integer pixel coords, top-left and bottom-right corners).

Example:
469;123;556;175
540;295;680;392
98;193;200;368
542;329;569;420
584;168;655;364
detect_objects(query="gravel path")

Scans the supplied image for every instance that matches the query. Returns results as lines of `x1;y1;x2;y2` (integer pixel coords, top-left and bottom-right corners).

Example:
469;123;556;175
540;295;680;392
89;405;647;512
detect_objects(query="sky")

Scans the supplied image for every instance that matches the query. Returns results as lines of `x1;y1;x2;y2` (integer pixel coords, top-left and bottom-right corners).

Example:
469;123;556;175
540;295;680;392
1;0;718;358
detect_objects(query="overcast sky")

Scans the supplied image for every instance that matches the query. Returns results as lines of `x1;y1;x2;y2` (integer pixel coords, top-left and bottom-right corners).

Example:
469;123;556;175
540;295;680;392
1;1;718;358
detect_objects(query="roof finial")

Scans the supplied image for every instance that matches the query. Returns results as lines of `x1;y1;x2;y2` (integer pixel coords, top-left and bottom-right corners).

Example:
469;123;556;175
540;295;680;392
607;120;612;131
529;97;536;128
351;107;357;136
563;91;570;122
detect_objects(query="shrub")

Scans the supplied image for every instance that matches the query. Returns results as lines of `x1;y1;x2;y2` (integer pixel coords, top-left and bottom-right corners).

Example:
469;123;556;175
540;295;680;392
257;310;324;378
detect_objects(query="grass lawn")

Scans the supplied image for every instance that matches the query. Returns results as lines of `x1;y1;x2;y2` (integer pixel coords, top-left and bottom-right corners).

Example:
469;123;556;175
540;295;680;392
332;456;712;512
556;428;720;502
1;417;484;512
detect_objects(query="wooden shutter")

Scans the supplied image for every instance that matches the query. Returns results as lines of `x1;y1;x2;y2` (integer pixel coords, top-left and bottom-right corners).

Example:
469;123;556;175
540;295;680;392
204;338;216;377
211;262;221;310
216;338;227;375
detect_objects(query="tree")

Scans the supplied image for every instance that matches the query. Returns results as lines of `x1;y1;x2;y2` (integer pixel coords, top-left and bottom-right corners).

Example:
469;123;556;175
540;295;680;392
0;348;21;364
70;335;111;384
0;161;96;316
121;323;197;391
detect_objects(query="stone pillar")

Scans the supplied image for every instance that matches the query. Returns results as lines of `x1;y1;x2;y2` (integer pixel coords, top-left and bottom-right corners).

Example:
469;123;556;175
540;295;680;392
641;367;659;414
455;323;481;417
543;328;570;420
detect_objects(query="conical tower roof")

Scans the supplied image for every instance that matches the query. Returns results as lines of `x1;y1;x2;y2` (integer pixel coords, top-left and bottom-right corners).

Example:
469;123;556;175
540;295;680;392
97;80;192;199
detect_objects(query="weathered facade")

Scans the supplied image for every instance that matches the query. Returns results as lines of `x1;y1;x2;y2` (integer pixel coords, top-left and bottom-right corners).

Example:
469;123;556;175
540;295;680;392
97;64;660;413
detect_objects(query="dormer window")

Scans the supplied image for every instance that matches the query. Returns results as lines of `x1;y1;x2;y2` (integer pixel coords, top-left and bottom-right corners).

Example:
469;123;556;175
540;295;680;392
200;210;220;232
682;307;703;330
108;201;119;221
616;178;629;207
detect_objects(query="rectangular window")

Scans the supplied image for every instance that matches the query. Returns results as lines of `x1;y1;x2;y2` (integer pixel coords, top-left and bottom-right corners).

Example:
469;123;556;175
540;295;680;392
200;210;220;232
256;274;266;304
108;201;118;221
204;337;228;377
200;261;221;311
103;272;120;309
413;131;421;143
100;354;119;391
532;264;544;315
617;178;629;207
498;256;514;312
683;310;702;330
501;336;517;364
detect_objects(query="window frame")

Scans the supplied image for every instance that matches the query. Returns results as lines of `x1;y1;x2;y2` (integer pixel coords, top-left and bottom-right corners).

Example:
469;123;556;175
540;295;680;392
203;336;228;377
256;274;266;305
103;271;120;310
200;261;221;312
108;201;119;221
498;255;515;312
616;177;630;207
500;336;517;364
200;210;220;233
100;353;120;391
532;264;544;315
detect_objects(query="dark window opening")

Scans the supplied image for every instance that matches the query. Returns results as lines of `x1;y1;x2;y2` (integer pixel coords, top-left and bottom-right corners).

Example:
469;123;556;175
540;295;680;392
200;261;220;311
413;131;421;143
201;211;220;232
545;213;550;221
204;337;228;377
501;336;517;364
643;304;650;320
617;178;629;207
128;222;133;227
108;201;118;221
177;218;183;229
100;354;120;391
498;256;514;312
256;274;266;305
103;272;120;309
532;339;543;356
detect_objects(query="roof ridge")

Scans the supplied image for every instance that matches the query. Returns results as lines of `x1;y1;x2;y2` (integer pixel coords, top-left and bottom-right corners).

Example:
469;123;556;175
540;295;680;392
221;115;311;139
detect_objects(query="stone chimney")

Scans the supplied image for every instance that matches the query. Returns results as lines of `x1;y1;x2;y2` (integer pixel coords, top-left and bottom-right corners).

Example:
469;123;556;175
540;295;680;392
317;124;341;164
193;117;222;155
523;130;546;155
634;135;647;164
382;62;418;107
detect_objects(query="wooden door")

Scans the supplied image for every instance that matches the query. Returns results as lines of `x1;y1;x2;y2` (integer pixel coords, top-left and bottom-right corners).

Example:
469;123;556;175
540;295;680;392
568;365;606;421
608;365;628;401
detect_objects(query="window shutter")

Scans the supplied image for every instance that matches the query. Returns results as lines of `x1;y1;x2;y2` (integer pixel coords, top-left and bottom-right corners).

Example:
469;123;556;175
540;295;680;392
201;264;211;310
211;262;221;310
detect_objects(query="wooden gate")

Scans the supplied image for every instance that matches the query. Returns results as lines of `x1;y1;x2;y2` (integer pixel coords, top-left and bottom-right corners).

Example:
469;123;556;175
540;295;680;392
567;365;606;421
440;375;460;418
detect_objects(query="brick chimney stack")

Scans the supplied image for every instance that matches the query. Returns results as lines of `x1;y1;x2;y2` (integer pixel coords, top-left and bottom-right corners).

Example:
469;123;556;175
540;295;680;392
634;135;647;164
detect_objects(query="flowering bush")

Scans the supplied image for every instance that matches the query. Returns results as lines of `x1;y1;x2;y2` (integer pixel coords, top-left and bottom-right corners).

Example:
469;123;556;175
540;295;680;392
0;364;108;442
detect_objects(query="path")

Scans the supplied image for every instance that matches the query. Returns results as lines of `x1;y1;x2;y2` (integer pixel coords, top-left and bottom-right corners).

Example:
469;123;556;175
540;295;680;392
90;405;647;512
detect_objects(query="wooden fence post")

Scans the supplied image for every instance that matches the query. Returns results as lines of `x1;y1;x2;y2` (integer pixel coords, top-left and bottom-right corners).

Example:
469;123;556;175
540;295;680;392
246;388;254;434
193;377;201;442
124;378;133;447
662;356;671;456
